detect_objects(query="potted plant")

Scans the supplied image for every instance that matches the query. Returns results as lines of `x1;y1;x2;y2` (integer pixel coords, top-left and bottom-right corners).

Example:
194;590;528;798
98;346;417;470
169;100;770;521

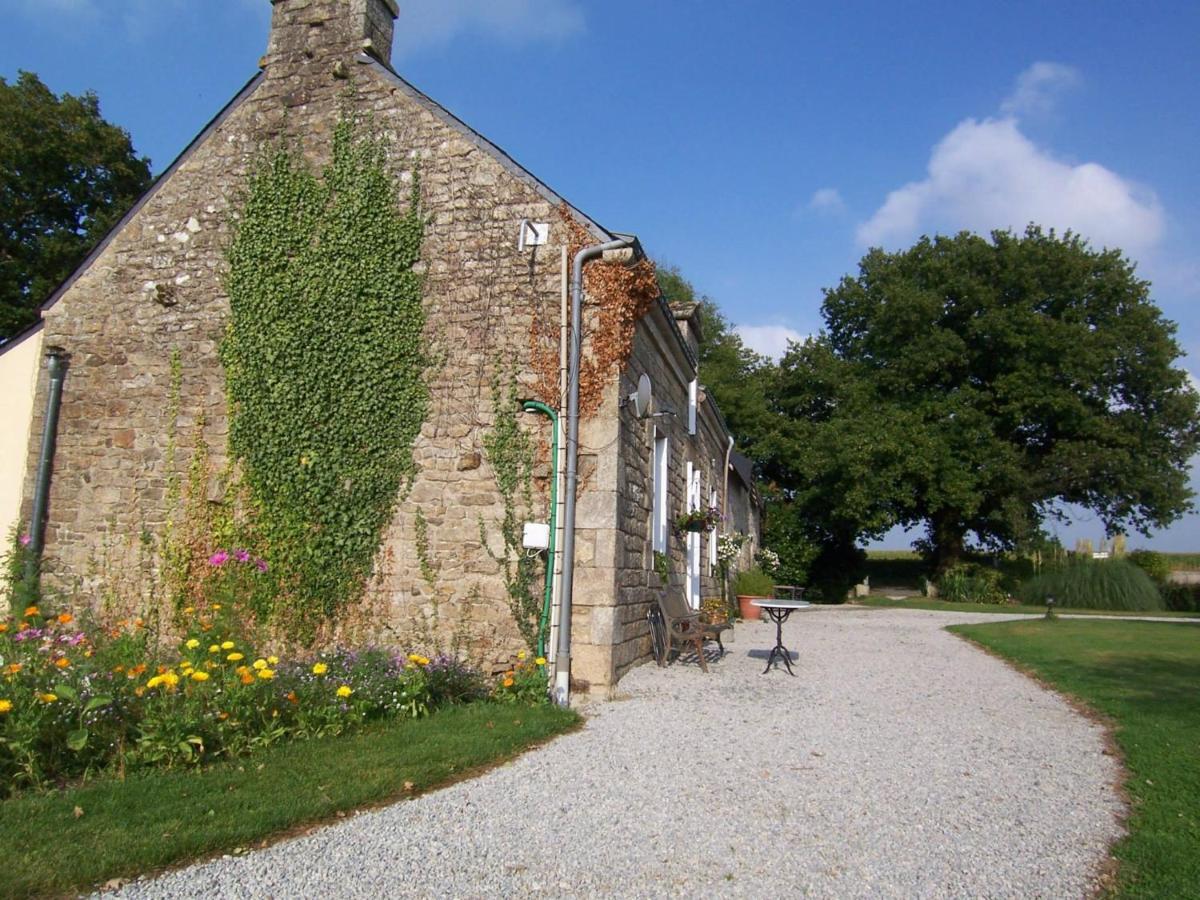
732;565;774;621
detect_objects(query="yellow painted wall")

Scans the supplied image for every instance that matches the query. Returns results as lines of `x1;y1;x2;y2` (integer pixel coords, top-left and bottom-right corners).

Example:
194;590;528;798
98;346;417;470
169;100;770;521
0;325;42;543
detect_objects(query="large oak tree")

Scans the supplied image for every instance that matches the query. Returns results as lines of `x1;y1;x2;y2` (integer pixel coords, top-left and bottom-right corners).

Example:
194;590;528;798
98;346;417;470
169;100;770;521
0;71;151;340
782;227;1200;572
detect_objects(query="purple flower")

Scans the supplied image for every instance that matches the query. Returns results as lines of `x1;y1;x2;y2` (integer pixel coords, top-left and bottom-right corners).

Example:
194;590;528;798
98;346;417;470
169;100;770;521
254;558;269;573
209;550;230;567
14;628;42;641
18;533;31;547
234;549;251;563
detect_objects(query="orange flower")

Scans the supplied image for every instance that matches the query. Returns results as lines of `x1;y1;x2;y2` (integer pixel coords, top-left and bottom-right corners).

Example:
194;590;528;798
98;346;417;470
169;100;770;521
134;686;145;697
0;623;7;633
113;665;125;673
239;672;255;685
54;657;70;669
503;677;515;688
129;663;147;676
23;606;39;617
4;663;21;675
57;613;73;624
286;691;298;704
134;618;145;627
218;711;229;720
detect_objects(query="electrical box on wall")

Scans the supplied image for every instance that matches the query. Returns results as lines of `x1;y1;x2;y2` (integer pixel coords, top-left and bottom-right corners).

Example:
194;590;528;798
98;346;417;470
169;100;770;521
517;220;549;251
522;522;551;550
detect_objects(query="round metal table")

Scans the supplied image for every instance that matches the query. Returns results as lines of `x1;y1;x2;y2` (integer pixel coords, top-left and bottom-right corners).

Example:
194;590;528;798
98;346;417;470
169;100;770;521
751;598;812;675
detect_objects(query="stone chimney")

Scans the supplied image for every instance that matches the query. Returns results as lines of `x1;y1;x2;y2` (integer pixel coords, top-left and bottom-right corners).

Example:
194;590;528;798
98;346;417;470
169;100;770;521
265;0;399;69
670;300;704;361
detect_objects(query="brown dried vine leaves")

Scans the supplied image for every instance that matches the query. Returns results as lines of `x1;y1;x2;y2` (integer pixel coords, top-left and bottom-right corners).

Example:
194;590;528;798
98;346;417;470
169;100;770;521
528;205;660;416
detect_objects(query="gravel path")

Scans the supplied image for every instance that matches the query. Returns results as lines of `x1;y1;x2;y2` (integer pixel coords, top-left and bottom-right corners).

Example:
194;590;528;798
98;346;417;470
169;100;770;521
105;607;1125;899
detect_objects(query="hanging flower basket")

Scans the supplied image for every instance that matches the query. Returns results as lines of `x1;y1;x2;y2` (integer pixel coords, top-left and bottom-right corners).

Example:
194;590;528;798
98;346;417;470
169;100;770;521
673;506;722;537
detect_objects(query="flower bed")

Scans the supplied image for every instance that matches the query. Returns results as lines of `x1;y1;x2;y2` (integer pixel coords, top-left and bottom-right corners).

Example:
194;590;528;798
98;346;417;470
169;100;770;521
0;599;541;797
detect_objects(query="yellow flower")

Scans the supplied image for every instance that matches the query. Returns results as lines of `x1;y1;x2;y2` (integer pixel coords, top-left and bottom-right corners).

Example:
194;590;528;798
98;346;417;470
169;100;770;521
147;675;163;689
257;668;275;680
408;654;430;666
535;657;547;666
227;652;244;662
39;692;58;703
191;671;210;682
252;658;267;670
208;645;220;654
221;641;235;650
185;638;200;650
161;672;180;687
336;685;353;698
212;604;222;611
312;663;328;676
183;606;195;615
0;699;12;714
267;655;279;665
24;606;39;617
517;650;527;660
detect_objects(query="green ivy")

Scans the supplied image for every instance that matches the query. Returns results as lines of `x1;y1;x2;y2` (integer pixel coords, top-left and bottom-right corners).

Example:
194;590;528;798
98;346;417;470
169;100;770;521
481;372;542;652
222;116;427;634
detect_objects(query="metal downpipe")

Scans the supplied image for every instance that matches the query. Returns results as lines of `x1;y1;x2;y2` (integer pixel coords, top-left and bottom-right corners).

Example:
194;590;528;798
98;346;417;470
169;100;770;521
555;238;632;707
25;347;69;592
521;400;559;661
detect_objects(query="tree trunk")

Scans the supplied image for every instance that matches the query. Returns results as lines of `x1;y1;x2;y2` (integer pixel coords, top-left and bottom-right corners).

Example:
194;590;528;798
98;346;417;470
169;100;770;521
930;509;966;574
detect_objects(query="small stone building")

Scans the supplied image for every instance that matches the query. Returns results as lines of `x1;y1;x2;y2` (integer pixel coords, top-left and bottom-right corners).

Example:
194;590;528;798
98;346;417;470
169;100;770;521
4;0;759;690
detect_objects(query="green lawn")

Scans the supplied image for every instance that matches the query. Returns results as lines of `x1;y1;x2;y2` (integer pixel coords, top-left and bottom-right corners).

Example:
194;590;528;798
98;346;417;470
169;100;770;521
0;702;579;898
855;596;1196;617
950;619;1200;898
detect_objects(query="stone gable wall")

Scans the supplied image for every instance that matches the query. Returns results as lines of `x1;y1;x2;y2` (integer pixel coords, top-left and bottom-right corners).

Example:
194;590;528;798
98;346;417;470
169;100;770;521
22;25;624;679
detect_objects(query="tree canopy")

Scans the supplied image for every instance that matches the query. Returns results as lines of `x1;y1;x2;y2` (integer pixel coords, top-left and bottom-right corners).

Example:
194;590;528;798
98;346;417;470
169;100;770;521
0;71;152;340
779;227;1200;571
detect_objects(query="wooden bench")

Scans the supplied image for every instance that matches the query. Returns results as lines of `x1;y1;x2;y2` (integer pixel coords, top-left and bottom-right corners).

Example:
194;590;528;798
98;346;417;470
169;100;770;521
652;590;731;673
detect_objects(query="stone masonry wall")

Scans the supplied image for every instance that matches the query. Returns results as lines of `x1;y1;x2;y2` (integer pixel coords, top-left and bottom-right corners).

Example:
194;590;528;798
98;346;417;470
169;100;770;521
23;0;623;680
609;304;735;682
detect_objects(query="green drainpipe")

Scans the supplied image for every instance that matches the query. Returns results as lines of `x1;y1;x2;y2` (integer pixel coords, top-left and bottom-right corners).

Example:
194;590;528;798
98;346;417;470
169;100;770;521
522;400;558;659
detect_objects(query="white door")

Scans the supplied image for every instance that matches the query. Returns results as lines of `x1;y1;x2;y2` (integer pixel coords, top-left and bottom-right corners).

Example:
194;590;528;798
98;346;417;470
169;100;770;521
686;463;701;608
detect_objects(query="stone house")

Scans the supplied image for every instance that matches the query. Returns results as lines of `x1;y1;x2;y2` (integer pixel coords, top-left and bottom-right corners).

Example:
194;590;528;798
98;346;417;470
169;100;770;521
3;0;759;691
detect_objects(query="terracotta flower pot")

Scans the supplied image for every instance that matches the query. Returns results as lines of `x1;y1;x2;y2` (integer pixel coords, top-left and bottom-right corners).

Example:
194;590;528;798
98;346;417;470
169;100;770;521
737;595;766;621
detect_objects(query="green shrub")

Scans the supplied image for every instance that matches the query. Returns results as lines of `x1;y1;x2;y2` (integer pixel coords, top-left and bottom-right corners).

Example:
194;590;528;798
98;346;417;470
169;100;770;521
1019;559;1165;611
732;566;774;597
1161;582;1200;613
936;563;1008;604
1128;549;1172;584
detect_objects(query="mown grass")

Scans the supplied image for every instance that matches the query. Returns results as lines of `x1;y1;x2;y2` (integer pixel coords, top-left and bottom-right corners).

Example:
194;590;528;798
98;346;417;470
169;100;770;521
0;702;579;898
855;596;1195;617
950;619;1200;898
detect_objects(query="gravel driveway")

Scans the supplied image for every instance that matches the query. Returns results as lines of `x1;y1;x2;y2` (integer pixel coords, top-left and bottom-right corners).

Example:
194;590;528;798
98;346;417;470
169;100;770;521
107;607;1125;899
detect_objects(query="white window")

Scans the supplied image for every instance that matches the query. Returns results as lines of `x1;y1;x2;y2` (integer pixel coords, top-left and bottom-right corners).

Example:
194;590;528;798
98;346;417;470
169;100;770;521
652;430;668;553
688;379;698;435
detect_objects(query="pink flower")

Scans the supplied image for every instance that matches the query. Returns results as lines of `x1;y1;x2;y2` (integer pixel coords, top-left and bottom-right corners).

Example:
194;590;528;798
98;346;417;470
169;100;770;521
234;549;251;563
254;558;269;573
18;534;31;547
209;550;230;567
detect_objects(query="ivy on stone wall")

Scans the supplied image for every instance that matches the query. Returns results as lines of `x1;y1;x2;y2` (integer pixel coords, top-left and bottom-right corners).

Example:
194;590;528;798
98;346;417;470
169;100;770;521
481;372;542;652
222;116;426;633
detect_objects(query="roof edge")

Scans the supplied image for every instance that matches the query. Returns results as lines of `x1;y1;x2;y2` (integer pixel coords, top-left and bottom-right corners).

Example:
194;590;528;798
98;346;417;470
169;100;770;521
0;320;44;357
37;71;267;317
362;56;614;244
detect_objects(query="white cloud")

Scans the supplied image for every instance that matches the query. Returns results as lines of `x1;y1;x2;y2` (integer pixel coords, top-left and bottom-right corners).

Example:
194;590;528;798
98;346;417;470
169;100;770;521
856;116;1165;255
1000;62;1081;116
393;0;585;56
808;187;845;213
734;324;806;361
1188;371;1199;394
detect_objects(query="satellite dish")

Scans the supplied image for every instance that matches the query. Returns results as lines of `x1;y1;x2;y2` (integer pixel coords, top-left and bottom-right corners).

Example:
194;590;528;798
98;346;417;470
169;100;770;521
628;373;653;419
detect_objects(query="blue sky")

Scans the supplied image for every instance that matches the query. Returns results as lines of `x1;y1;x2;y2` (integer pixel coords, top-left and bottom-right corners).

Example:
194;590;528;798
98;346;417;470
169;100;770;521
3;0;1198;549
